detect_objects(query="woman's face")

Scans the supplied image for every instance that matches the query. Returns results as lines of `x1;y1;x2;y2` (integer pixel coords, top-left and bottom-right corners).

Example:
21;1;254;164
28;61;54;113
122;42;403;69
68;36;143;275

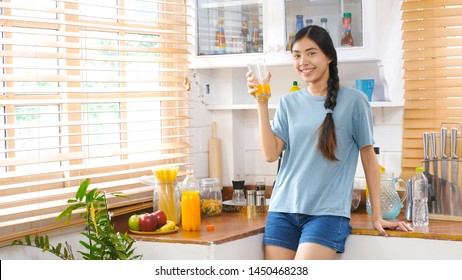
292;36;332;86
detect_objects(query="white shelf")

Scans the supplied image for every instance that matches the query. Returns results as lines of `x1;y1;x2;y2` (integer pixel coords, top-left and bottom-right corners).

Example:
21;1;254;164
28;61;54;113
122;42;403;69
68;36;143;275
207;101;404;110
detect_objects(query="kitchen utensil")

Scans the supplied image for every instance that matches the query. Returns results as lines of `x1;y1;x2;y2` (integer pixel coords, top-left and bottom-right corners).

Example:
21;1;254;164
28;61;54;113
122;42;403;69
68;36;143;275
422;132;436;213
366;172;408;219
430;132;440;213
423;132;430;174
208;121;223;188
450;128;458;185
440;127;448;181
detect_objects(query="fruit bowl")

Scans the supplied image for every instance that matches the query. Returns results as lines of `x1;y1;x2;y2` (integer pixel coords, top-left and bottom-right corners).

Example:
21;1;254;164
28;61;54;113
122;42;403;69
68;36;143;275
222;200;269;213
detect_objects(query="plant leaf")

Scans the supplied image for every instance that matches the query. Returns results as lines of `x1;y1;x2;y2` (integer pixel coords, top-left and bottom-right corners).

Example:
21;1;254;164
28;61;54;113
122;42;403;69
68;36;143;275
25;235;31;245
75;178;90;200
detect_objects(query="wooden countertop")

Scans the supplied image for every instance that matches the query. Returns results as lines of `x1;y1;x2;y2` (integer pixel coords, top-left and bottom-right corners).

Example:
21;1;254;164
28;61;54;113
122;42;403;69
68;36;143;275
127;212;267;245
350;211;462;241
124;209;462;245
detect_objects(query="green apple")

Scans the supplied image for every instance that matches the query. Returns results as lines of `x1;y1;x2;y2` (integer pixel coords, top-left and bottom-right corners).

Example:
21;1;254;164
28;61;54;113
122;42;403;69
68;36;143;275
128;214;141;231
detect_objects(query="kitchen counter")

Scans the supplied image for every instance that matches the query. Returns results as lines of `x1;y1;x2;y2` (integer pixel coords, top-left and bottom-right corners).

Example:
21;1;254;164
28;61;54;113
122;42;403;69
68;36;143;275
128;212;267;245
123;209;462;259
126;210;462;244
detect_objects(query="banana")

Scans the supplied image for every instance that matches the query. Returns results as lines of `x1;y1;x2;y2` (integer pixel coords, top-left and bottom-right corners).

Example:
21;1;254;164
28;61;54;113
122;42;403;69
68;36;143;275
157;220;176;232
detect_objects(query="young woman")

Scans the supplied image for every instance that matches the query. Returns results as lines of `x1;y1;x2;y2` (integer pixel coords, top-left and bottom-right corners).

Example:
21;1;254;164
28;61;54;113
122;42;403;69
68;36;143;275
246;25;412;260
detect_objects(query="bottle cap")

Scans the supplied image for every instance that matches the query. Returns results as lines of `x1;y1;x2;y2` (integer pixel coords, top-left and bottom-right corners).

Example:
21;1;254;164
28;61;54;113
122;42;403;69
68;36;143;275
374;147;380;154
321;18;328;23
292;81;298;86
416;166;424;172
343;12;352;18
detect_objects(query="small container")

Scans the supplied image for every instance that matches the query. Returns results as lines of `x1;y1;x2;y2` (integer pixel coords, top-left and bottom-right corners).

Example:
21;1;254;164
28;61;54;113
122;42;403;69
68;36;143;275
256;190;266;206
256;181;265;191
200;178;222;216
232;180;246;205
153;179;181;225
246;190;256;206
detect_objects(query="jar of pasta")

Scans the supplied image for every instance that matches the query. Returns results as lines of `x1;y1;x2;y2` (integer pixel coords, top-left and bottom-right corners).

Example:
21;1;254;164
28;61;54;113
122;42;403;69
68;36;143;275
200;178;222;216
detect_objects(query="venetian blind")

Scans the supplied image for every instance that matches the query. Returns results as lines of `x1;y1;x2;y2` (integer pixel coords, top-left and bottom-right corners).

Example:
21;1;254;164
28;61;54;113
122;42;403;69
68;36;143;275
401;0;462;179
0;0;191;243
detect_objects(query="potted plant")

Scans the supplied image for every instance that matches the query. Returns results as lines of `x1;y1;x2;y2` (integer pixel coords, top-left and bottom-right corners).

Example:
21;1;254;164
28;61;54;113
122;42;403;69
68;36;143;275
5;178;142;260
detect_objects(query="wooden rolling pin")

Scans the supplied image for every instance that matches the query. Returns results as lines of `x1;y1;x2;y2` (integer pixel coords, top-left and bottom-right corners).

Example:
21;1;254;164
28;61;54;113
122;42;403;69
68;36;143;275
208;121;223;188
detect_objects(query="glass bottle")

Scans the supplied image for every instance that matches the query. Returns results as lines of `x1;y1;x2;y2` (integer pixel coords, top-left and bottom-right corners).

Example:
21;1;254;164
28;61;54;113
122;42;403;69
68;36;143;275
241;19;250;53
286;32;295;51
412;167;429;226
251;19;260;53
181;169;201;231
200;178;222;216
320;18;329;33
215;18;226;54
341;12;354;46
295;15;304;33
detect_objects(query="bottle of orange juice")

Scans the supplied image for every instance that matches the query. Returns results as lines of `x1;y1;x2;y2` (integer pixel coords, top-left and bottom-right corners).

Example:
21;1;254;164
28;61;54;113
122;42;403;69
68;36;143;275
181;169;201;231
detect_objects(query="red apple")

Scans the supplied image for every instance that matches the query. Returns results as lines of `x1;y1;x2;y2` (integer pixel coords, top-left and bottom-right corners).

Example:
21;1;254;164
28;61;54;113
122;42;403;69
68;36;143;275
138;213;157;231
152;210;167;229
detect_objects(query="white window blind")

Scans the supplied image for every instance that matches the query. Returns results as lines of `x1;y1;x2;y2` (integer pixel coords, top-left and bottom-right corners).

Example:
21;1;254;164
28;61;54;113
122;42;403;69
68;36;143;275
0;0;191;243
401;0;462;179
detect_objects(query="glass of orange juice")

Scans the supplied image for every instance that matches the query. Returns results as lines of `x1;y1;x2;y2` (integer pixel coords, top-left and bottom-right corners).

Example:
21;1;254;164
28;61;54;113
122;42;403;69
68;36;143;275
248;59;271;101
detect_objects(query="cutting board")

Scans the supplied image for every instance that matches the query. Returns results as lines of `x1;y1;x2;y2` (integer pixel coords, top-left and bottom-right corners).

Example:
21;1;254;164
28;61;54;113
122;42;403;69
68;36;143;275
208;121;223;188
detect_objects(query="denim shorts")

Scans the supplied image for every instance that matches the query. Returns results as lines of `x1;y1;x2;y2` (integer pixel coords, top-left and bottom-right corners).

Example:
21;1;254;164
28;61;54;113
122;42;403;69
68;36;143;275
263;212;352;253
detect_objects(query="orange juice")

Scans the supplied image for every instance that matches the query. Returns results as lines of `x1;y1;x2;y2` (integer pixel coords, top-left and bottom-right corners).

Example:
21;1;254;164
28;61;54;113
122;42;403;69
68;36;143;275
254;83;271;101
181;190;201;231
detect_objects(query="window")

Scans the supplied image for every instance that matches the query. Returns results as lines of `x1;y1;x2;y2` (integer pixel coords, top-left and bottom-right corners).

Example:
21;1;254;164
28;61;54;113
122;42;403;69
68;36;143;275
401;0;462;178
0;0;190;242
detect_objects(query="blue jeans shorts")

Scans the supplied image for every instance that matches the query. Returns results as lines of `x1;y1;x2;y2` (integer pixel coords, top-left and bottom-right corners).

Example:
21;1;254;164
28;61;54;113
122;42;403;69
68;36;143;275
263;212;352;253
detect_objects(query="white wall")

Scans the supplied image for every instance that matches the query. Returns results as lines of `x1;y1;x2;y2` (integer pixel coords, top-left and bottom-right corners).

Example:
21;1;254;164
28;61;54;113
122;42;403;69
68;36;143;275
188;0;405;187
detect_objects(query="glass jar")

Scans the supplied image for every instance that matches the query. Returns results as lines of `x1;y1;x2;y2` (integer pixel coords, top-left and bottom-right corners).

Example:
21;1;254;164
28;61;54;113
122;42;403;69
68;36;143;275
200;178;222;216
153;179;181;225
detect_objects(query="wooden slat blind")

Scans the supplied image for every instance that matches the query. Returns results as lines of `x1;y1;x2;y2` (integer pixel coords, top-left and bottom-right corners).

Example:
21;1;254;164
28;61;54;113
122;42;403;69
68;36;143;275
0;0;191;243
401;0;462;179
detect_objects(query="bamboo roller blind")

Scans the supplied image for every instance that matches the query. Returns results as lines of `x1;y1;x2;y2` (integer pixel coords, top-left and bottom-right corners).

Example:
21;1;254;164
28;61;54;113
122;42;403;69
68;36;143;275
401;0;462;179
0;0;191;243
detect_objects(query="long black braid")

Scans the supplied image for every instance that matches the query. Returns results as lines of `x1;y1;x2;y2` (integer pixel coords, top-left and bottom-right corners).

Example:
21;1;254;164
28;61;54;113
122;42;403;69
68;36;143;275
318;61;340;161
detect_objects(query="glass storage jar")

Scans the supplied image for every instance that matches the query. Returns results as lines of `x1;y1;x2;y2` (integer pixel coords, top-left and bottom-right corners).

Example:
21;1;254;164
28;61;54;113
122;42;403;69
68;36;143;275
200;178;222;216
153;179;181;225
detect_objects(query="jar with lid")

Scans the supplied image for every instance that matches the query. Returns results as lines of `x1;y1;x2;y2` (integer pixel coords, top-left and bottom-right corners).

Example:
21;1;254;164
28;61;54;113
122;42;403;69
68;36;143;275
200;178;222;216
232;180;246;205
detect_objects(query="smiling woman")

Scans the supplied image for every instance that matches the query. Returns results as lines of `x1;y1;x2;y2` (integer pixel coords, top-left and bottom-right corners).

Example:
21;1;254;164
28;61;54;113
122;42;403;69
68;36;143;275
0;0;191;243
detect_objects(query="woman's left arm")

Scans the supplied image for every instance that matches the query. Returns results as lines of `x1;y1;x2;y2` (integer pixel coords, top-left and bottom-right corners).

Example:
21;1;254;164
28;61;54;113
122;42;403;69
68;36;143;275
360;145;413;236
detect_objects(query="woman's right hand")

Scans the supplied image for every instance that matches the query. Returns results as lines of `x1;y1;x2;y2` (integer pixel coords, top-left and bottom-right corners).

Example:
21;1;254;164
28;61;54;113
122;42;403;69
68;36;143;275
246;71;272;101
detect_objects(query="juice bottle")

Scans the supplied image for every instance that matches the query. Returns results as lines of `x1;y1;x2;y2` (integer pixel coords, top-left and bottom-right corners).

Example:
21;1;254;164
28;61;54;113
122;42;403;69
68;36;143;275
181;169;201;231
289;81;301;92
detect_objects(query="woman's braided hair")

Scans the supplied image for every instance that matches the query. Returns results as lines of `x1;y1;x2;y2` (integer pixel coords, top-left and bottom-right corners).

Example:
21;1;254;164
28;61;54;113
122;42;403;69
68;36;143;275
292;25;340;161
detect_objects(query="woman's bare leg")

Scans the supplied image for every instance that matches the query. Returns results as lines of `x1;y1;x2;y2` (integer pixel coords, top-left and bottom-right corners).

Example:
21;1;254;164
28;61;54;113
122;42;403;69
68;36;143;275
294;242;336;260
265;245;296;260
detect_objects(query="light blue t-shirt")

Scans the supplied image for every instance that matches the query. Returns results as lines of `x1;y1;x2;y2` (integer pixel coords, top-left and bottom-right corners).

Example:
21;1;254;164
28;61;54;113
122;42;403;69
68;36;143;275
270;86;374;218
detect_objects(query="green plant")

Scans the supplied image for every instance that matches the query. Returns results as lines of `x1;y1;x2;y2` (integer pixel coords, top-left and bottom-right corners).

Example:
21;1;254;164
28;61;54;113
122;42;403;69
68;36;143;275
7;178;142;260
